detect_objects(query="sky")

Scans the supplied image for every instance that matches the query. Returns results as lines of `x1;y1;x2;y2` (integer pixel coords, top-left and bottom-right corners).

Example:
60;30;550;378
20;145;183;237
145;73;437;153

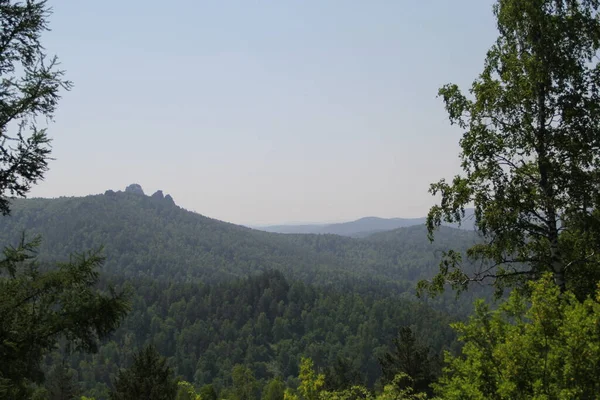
29;0;498;226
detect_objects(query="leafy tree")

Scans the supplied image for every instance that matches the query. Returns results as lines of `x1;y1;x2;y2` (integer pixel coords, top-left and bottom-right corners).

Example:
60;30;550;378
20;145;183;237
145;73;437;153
175;381;200;400
378;327;437;395
373;374;431;400
262;378;285;400
199;384;218;400
422;0;600;298
110;345;178;400
0;239;130;398
435;274;600;399
231;364;259;400
0;0;72;215
296;358;325;400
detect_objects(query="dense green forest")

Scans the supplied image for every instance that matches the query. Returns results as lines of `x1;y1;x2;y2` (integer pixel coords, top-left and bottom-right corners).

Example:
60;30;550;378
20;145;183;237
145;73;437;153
49;270;456;399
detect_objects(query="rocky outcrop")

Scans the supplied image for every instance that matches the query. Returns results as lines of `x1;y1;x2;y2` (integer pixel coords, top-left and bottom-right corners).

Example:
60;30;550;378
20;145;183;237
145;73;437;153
106;184;174;205
125;183;145;195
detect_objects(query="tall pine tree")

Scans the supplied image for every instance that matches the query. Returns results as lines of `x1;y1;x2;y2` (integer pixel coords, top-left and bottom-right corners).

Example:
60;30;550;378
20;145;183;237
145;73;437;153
110;345;178;400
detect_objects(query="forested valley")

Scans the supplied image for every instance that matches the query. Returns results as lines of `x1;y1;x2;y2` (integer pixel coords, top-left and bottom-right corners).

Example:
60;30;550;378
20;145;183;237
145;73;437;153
3;0;600;399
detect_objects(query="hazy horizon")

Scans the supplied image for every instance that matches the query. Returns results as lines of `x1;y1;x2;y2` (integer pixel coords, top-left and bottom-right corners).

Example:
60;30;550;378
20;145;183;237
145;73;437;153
28;0;497;226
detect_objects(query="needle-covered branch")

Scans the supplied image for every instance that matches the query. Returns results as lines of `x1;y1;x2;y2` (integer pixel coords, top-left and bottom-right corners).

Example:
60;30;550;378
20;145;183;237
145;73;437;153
0;0;72;216
0;237;130;399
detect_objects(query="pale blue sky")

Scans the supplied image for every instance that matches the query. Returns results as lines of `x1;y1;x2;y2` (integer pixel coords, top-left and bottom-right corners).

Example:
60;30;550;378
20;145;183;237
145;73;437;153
30;0;497;225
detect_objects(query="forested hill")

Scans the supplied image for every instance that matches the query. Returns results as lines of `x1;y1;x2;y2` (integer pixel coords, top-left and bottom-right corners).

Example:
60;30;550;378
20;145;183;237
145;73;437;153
0;185;477;291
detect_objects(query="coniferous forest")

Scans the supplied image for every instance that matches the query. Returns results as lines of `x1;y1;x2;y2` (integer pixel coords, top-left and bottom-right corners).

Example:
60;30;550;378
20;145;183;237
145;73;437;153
2;1;600;399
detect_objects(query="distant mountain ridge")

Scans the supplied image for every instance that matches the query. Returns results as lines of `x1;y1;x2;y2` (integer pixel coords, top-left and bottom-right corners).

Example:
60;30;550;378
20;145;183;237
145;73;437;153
255;212;475;237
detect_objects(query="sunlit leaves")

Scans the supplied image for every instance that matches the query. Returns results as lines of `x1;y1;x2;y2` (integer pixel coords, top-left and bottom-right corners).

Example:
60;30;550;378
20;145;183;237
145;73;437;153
435;274;600;399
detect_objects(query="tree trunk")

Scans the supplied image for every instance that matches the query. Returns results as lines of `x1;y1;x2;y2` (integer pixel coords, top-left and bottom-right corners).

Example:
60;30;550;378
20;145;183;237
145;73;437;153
536;76;565;292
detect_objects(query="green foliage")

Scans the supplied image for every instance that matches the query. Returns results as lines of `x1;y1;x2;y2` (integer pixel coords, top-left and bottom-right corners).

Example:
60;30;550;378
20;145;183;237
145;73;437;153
319;386;373;400
110;345;178;400
287;358;433;400
262;378;285;400
435;274;600;399
175;382;217;400
373;374;431;400
175;381;200;400
0;237;130;398
378;327;438;396
199;384;218;400
232;364;259;400
283;358;324;400
64;270;455;396
297;358;324;400
323;358;363;391
423;0;600;298
44;362;80;400
0;0;72;215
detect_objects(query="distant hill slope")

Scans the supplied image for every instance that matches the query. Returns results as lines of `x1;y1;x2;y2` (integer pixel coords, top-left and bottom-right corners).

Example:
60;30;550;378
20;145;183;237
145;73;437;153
320;216;428;237
252;223;326;234
0;186;478;291
255;217;424;236
257;212;476;237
